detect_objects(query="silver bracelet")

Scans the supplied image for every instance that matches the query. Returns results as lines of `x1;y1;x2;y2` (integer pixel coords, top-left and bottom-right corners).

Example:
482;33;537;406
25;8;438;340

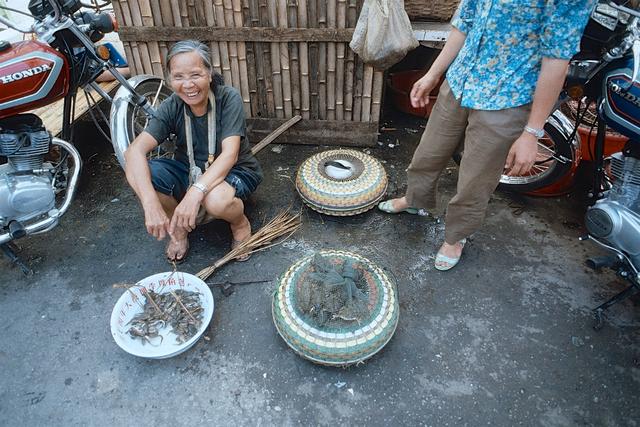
524;125;544;139
191;181;208;194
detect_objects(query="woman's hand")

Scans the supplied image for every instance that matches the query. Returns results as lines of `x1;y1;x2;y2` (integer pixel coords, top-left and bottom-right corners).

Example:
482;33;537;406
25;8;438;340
410;73;440;109
505;132;538;176
169;188;203;235
143;203;170;241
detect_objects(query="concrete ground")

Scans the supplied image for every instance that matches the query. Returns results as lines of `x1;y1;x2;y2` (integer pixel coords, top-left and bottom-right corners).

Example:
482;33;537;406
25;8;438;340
1;112;639;426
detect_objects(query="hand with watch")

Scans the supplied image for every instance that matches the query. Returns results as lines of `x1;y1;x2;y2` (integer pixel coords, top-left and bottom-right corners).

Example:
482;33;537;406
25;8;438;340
504;124;543;177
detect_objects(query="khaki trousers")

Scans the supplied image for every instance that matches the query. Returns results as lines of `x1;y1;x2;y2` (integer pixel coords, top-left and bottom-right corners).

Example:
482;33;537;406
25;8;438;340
405;80;531;244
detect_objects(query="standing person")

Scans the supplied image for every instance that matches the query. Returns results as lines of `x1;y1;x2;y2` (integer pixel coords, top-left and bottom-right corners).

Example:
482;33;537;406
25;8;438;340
378;0;595;270
124;40;262;263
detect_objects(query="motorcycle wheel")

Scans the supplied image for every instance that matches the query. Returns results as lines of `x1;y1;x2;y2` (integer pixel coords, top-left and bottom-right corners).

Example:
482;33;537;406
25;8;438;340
453;115;578;193
125;80;175;160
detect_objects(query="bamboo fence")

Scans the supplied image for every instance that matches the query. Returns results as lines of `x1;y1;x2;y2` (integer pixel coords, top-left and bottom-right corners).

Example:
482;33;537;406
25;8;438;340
112;0;384;144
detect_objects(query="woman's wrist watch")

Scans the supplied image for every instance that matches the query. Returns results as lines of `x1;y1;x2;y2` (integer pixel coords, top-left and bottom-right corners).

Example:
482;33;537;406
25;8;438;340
524;125;545;139
191;181;208;195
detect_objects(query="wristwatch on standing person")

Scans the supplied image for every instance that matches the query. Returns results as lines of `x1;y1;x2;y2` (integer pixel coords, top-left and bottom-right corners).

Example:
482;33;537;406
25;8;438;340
524;125;545;139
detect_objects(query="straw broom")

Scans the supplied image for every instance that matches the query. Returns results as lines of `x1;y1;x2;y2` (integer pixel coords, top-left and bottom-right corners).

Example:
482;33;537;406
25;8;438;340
196;210;302;281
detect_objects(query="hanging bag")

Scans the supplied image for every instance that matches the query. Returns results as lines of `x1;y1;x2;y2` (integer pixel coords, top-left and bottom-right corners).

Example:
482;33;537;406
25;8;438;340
349;0;419;69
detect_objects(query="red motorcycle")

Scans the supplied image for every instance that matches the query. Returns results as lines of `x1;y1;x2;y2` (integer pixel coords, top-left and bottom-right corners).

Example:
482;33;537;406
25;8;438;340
0;0;171;273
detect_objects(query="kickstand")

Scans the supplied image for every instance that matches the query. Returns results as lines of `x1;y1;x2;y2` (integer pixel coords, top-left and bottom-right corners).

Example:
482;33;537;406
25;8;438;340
1;243;33;276
592;283;639;330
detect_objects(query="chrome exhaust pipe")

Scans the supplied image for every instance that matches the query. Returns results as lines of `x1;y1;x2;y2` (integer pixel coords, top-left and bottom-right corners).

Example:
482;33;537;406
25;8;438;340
0;138;82;245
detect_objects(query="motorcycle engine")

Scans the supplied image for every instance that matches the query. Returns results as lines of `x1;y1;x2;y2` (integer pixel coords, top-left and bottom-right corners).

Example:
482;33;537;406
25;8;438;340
585;152;640;266
0;114;55;227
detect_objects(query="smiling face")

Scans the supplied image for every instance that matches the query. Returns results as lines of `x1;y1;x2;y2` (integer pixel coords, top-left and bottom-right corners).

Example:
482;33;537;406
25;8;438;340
167;51;212;116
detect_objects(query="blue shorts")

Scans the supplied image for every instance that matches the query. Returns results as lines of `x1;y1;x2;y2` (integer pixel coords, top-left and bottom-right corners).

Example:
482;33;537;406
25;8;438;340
148;158;260;201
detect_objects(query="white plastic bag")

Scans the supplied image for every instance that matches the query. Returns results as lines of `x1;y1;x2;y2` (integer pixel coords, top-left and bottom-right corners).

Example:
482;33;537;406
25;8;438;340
349;0;419;69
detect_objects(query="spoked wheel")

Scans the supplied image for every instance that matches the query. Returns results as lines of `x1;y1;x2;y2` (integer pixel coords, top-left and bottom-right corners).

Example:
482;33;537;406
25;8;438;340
452;110;579;193
125;80;175;160
497;119;578;192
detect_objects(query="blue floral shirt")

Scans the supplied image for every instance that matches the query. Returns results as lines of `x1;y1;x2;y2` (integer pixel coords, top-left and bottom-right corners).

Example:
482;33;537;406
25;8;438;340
446;0;596;110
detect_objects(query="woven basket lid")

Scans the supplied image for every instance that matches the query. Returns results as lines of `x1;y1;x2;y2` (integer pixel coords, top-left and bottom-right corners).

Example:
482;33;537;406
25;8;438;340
272;250;399;367
295;149;388;216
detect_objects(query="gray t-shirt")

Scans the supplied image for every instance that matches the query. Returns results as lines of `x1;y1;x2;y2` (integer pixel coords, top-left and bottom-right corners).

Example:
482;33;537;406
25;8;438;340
145;84;262;178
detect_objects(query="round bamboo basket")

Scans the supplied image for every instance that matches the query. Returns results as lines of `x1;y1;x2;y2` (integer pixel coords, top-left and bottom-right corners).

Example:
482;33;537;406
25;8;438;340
295;149;388;216
272;250;399;367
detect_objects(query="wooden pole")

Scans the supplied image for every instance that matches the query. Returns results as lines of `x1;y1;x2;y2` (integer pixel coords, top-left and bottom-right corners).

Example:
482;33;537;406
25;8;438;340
251;115;302;154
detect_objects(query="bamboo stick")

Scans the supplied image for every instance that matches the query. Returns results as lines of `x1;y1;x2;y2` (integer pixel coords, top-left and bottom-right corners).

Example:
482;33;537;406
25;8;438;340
204;1;223;76
318;0;327;120
111;1;134;74
140;0;164;77
223;0;241;91
243;0;259;116
249;0;267;116
214;0;233;86
326;0;336;120
277;0;293;117
371;70;383;123
157;0;174;68
297;0;310;119
353;55;363;121
344;0;357;121
287;0;301;116
123;1;145;75
178;0;189;27
169;0;181;26
118;1;138;75
259;0;276;116
233;0;252;116
187;0;197;25
268;3;285;118
335;0;346;120
361;64;373;122
308;1;319;119
195;1;207;26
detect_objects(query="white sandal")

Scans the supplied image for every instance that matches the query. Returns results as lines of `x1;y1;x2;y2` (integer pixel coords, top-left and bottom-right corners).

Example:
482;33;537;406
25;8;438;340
434;239;467;271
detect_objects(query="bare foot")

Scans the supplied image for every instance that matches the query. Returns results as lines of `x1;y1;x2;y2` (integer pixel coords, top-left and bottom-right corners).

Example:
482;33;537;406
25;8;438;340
389;196;409;211
438;241;464;258
230;215;251;243
166;235;189;262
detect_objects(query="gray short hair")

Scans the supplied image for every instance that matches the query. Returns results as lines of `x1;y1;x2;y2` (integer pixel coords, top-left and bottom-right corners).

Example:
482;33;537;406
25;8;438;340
166;40;212;74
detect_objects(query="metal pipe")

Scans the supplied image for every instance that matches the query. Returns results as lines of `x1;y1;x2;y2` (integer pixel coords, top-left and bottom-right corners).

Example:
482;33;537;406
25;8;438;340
0;138;82;245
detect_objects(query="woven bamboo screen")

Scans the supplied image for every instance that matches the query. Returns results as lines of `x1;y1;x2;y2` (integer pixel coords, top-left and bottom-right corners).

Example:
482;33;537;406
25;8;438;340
112;0;385;145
